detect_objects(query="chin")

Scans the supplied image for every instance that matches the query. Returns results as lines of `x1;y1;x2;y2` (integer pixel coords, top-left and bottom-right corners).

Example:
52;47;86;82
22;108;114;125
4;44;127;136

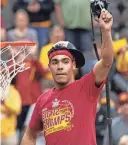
56;80;68;86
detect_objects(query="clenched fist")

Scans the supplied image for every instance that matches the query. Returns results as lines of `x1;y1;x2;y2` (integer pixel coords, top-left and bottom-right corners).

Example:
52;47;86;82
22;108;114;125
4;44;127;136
99;9;113;31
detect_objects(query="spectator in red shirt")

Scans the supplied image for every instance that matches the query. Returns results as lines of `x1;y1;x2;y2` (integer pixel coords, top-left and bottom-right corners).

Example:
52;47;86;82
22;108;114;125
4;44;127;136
21;9;113;145
16;52;48;137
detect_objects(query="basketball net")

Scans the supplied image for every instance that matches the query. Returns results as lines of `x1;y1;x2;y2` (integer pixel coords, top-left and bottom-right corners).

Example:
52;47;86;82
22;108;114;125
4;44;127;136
0;42;36;100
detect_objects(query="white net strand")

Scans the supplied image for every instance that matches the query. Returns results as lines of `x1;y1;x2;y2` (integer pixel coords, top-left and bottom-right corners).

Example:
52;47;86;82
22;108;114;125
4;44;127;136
0;61;10;100
0;44;31;100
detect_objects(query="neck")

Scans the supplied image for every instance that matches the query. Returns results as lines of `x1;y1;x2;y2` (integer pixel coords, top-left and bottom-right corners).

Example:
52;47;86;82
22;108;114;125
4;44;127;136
50;38;59;44
122;114;128;120
54;78;75;90
17;27;26;32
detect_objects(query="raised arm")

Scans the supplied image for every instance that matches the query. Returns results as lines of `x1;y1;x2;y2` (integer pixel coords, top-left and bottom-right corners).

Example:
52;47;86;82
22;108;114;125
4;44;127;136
93;9;114;85
21;127;38;145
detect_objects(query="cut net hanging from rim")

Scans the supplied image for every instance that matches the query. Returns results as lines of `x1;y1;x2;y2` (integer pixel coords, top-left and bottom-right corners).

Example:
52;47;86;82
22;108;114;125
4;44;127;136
0;42;36;100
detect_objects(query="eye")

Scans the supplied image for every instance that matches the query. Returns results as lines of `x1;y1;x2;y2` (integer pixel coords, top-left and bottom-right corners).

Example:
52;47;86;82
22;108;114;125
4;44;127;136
51;60;58;65
63;59;69;64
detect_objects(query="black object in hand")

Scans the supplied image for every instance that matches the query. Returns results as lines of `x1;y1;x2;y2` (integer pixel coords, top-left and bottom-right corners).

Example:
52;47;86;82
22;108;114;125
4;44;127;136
90;0;109;18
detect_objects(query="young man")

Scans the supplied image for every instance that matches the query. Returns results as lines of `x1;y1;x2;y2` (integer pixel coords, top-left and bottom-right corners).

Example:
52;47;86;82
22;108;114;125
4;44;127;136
39;25;65;91
39;25;65;81
21;9;113;145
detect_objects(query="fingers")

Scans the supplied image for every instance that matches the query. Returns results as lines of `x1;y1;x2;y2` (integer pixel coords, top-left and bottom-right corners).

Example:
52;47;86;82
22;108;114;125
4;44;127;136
100;9;112;22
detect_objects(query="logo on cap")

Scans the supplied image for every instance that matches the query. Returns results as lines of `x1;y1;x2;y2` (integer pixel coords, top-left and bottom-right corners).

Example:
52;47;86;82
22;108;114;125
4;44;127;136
54;41;69;48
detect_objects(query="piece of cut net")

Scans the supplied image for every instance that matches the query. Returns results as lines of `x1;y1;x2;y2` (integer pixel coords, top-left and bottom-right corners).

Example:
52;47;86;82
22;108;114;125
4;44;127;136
0;45;30;100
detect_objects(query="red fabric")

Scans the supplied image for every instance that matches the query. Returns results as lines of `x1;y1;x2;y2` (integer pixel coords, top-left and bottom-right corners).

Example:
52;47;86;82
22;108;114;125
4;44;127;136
16;60;46;105
29;70;105;145
49;50;74;61
1;16;5;28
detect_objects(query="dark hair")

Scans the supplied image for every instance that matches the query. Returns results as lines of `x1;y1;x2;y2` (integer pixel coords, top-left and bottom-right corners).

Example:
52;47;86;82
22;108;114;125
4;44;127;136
11;76;17;85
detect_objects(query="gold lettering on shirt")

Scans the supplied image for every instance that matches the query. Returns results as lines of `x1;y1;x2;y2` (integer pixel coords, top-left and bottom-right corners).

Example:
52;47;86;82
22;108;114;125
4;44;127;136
42;99;74;136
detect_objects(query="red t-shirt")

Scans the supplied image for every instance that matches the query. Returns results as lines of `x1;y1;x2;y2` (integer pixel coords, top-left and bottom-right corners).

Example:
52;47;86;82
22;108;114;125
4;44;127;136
29;71;105;145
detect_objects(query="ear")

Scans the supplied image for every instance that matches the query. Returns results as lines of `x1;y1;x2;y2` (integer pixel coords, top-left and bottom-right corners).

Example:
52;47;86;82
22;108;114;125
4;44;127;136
48;63;51;71
73;61;76;71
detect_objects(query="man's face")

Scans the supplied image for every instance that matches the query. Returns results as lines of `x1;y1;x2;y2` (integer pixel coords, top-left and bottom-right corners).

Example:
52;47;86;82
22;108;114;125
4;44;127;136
120;103;128;116
49;55;76;86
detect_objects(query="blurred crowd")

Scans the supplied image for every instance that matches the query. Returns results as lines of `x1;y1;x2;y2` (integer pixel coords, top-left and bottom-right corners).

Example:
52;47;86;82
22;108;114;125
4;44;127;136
0;0;128;145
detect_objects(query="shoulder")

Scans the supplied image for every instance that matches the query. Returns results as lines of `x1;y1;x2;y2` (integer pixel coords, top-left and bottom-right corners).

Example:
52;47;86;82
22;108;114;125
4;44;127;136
9;85;20;96
41;43;53;50
112;116;122;127
37;89;53;105
73;71;93;89
40;43;53;54
8;85;21;102
28;28;37;35
7;29;15;35
38;89;52;99
7;29;17;41
79;70;94;82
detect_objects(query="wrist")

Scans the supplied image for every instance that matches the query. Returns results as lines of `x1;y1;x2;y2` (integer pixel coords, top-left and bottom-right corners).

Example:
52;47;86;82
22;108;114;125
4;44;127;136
101;28;112;34
101;29;112;37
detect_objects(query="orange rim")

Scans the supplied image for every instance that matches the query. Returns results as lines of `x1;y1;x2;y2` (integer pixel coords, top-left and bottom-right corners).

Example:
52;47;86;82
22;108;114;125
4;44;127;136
1;41;36;48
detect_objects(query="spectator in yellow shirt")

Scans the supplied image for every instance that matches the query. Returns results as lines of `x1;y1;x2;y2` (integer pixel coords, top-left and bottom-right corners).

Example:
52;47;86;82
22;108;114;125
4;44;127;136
39;25;65;90
0;77;22;145
113;38;127;55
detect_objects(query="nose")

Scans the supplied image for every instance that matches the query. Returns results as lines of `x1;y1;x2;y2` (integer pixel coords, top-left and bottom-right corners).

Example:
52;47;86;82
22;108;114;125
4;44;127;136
57;62;63;70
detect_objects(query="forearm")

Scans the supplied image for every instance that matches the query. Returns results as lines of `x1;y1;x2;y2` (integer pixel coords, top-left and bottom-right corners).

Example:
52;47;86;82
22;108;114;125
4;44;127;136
92;9;114;84
101;30;114;67
21;128;37;145
21;137;36;145
55;4;64;26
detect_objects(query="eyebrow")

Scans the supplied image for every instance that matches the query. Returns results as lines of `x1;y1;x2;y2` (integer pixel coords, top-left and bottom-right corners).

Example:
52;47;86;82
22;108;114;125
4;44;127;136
51;57;71;62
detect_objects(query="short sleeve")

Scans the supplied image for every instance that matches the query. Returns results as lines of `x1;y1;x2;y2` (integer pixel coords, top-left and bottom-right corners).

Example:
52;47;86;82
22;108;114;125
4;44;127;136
29;97;43;131
7;30;13;41
80;70;105;102
30;29;38;41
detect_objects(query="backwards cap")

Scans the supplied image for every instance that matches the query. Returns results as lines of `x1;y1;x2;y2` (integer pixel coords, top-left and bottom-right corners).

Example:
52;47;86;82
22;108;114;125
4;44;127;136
48;41;85;68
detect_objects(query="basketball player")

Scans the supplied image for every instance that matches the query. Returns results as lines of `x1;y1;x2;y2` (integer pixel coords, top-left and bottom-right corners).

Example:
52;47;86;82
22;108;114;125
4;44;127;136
21;9;113;145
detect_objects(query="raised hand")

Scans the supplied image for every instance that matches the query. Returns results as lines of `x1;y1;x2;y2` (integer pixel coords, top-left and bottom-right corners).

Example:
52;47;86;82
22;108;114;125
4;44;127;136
99;9;113;31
